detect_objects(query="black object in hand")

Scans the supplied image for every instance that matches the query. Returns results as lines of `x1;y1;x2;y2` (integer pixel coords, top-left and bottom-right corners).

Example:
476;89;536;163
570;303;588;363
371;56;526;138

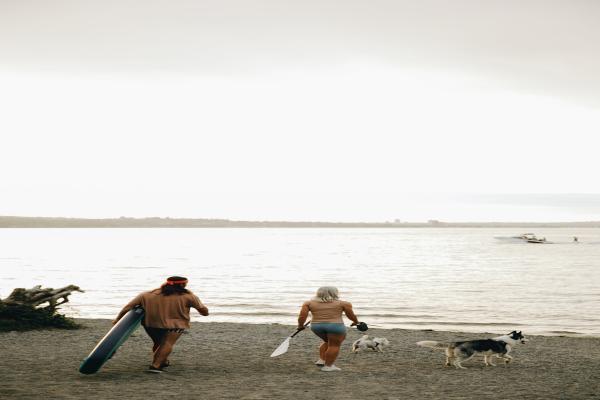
356;322;368;332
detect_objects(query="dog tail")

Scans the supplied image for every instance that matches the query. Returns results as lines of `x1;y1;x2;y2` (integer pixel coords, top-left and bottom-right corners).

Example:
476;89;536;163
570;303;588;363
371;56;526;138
416;340;448;350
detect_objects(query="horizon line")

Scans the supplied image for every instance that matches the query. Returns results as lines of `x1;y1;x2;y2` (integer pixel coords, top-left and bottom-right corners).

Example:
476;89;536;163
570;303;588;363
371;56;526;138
1;215;599;226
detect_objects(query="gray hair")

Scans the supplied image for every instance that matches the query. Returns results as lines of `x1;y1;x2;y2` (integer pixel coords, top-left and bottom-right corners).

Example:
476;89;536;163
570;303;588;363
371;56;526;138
313;286;339;302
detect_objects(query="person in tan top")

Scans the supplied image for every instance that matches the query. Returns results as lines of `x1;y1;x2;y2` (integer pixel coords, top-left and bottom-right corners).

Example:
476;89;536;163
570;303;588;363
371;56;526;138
114;276;208;373
297;286;360;372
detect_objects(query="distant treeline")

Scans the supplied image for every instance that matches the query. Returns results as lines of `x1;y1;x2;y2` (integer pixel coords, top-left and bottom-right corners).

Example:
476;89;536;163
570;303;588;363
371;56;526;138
1;216;599;228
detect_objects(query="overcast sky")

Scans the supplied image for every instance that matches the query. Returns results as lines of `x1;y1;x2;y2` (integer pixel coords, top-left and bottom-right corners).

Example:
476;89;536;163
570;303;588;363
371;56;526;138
1;0;599;221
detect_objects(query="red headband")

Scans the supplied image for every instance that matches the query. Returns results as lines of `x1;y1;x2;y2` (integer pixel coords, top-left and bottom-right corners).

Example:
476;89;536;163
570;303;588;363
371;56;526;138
166;279;188;285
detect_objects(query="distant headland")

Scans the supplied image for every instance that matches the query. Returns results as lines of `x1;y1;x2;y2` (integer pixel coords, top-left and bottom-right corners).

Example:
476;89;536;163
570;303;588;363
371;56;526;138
1;216;599;228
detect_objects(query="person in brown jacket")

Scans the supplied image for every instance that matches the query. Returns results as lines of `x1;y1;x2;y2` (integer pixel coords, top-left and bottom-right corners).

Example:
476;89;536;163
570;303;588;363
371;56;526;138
113;276;209;373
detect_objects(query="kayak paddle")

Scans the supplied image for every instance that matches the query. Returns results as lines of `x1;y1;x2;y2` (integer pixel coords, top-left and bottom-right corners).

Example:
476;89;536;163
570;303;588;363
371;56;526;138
270;321;311;357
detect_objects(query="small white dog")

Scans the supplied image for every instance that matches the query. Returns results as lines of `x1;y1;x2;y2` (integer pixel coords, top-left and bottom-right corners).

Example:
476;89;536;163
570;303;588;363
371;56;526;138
352;335;390;353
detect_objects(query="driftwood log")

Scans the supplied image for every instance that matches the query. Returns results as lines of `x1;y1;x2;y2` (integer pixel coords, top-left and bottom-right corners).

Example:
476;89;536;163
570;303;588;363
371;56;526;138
1;285;84;311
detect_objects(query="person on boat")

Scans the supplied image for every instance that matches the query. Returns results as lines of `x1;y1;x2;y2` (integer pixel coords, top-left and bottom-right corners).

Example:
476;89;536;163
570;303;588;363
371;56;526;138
297;286;360;372
113;276;209;373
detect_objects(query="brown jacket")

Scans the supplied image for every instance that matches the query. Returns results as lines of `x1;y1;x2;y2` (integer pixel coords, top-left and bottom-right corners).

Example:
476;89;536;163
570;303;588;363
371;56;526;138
117;289;207;329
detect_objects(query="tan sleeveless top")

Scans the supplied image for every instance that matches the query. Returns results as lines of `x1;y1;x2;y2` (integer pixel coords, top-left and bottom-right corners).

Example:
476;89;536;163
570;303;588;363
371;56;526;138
303;299;351;323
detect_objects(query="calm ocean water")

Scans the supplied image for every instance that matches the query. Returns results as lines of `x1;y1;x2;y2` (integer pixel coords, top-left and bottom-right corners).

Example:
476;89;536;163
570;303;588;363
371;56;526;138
1;228;599;336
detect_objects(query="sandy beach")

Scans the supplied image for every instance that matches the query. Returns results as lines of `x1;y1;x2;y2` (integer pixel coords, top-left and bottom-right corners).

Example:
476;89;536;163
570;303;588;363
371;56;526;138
1;320;599;399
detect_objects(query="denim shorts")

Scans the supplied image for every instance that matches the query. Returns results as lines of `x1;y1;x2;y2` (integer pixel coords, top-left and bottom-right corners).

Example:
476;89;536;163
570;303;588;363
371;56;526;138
311;322;347;335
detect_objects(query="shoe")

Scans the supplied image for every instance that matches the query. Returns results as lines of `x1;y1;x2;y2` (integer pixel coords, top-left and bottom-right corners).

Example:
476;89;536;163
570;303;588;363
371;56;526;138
146;366;163;373
315;359;325;366
160;361;170;369
321;365;341;372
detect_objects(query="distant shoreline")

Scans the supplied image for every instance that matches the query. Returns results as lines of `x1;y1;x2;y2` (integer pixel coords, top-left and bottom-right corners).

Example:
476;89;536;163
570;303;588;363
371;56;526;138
1;216;599;228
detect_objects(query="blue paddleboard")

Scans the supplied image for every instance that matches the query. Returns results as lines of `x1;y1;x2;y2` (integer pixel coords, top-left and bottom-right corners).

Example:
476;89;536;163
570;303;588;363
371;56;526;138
79;307;145;374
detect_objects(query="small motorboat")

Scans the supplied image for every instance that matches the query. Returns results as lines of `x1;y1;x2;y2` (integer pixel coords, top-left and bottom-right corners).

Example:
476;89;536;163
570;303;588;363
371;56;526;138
513;233;536;240
494;233;538;242
527;237;550;244
495;233;551;243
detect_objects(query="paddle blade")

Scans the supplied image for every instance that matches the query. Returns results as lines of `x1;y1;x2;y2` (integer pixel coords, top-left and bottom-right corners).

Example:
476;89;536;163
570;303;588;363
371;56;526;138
270;337;291;357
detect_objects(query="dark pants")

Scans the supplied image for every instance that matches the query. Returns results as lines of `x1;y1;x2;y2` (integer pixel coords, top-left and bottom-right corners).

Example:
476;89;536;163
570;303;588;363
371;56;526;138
143;325;185;351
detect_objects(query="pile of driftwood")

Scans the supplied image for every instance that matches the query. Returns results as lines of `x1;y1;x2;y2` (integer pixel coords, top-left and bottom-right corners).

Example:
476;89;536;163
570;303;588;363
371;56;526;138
1;285;84;310
0;285;84;331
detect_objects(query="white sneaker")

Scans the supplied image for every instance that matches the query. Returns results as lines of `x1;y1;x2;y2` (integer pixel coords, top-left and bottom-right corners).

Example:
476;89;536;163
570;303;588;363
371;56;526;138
315;359;325;366
321;365;341;372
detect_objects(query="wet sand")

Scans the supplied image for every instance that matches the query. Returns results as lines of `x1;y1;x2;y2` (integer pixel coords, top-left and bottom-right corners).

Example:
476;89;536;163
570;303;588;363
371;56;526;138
1;319;599;399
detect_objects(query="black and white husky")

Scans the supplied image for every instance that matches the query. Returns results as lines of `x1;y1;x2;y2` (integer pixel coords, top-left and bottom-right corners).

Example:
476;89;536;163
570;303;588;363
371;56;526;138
416;331;529;369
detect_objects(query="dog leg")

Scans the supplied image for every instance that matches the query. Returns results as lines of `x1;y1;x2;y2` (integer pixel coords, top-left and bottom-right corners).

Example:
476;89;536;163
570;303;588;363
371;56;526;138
489;355;497;367
503;346;513;363
445;349;453;367
483;355;496;366
454;351;474;369
453;359;467;369
501;347;512;364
